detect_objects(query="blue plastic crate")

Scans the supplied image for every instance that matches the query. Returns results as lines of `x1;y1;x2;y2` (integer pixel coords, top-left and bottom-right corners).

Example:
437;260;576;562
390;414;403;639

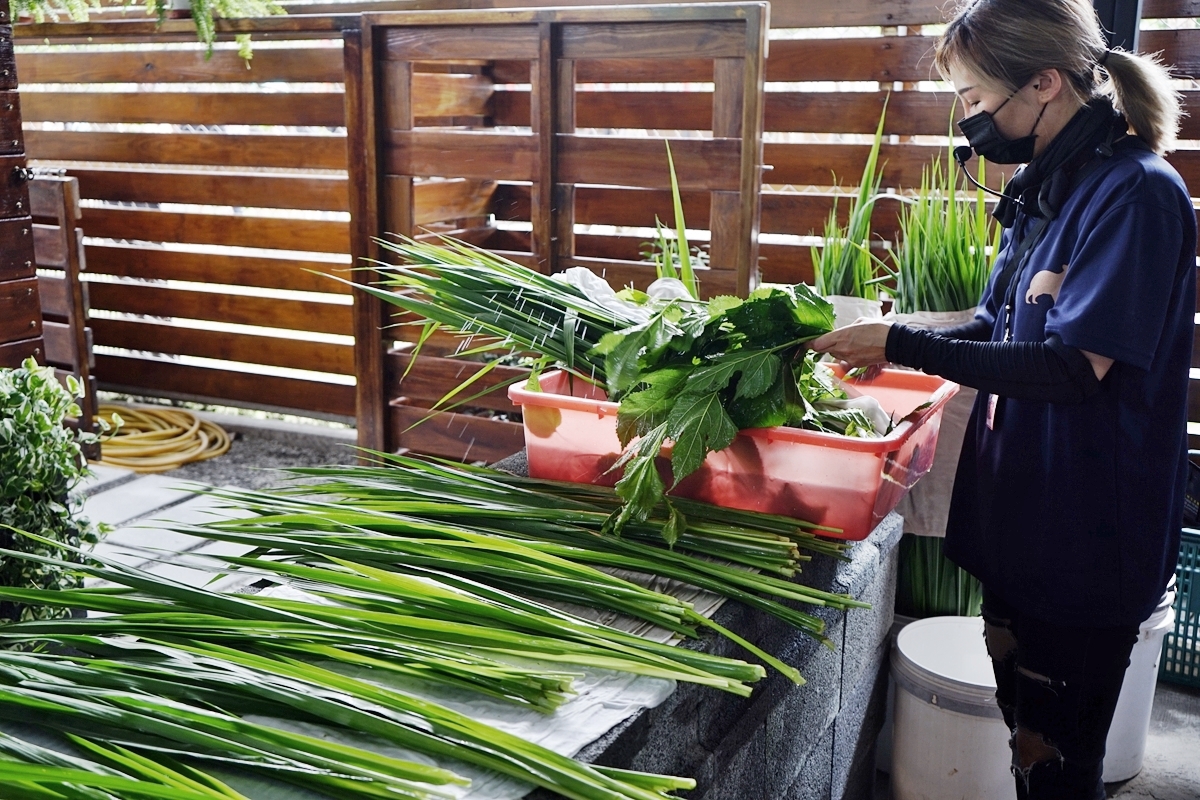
1160;528;1200;688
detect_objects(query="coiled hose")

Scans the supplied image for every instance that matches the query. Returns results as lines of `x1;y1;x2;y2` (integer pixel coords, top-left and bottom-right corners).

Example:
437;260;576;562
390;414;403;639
96;404;231;474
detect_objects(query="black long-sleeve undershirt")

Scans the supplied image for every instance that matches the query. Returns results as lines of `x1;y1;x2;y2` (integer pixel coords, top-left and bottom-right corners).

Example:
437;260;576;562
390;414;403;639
885;324;1103;404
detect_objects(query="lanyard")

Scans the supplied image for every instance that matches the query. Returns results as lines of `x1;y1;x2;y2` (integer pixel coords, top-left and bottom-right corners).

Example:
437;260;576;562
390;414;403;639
996;214;1052;342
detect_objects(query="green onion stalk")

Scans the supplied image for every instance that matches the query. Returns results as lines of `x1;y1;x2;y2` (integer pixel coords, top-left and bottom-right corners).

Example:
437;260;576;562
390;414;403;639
0;534;767;700
195;477;866;639
0;729;253;800
887;140;1000;314
811;99;889;300
0;534;703;800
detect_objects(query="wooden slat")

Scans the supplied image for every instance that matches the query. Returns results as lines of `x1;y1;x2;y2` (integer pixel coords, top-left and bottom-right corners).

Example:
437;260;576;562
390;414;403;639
493;35;941;85
1142;29;1200;78
69;168;350;213
765;36;938;83
86;282;353;336
1166;151;1200;196
91;317;355;375
1142;0;1200;16
32;223;68;268
14;48;345;84
95;353;356;418
763;141;1017;191
36;272;69;317
20;91;346;127
382;24;540;60
477;0;947;27
385;130;536;180
29;178;77;221
759;242;817;286
386;351;527;411
412;72;493;117
414;179;496;225
558;135;741;190
497;89;962;135
83;244;352;295
389;400;525;463
0;277;41;343
80;206;350;254
1144;0;1200;16
25;130;347;170
0;335;42;368
765;90;957;135
41;319;76;369
558;21;746;60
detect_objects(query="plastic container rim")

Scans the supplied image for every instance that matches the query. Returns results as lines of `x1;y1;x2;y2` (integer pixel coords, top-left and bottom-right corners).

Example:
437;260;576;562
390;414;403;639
508;368;960;454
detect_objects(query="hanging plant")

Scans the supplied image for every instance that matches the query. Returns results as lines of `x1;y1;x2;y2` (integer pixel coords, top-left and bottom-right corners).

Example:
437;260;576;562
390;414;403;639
9;0;284;60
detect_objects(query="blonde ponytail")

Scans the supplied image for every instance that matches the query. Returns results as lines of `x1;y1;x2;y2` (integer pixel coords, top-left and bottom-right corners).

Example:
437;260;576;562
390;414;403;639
1099;48;1182;154
936;0;1183;154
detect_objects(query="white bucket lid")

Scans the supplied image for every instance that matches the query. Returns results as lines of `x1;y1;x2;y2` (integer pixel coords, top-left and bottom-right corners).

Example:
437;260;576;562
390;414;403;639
892;616;1003;719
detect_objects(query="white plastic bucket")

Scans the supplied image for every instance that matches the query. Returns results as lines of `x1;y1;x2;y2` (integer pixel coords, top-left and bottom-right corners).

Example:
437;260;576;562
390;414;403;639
1102;587;1177;782
891;616;1016;800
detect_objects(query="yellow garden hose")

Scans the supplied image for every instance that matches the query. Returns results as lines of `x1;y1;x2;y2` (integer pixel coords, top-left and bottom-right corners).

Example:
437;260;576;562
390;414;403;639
96;404;232;474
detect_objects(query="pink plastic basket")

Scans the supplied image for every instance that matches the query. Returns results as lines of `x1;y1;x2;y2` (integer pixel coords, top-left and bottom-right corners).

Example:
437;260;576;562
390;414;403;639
508;368;960;540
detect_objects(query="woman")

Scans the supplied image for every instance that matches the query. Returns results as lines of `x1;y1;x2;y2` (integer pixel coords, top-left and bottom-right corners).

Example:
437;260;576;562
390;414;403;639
812;1;1194;797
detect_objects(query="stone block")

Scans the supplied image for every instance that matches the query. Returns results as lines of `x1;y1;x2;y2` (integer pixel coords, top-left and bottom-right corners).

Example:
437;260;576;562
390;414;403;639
782;722;835;800
832;640;890;800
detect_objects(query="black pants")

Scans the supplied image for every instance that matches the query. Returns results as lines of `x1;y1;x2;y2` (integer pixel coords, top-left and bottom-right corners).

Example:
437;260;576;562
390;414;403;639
981;589;1139;800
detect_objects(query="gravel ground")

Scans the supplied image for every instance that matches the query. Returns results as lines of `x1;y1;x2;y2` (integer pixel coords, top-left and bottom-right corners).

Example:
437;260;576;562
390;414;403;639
166;415;360;490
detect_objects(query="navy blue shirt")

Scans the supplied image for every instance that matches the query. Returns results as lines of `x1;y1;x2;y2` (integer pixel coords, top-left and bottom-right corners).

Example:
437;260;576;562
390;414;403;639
945;139;1197;628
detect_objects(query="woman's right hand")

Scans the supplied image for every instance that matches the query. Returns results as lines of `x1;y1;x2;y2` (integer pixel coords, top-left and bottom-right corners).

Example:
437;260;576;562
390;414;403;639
810;320;893;367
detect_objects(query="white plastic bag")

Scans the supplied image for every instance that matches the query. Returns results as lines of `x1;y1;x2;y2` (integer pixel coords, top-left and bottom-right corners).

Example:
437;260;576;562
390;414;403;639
827;295;884;329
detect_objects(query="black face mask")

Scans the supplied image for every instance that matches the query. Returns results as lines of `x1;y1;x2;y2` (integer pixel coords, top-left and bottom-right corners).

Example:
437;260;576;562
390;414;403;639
957;88;1048;164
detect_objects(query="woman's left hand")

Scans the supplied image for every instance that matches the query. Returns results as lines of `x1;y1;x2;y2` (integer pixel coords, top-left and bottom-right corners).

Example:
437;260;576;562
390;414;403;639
809;320;893;367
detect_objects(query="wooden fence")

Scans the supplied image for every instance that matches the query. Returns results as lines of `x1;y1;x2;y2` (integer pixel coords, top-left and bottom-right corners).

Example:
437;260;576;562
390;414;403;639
12;0;1200;450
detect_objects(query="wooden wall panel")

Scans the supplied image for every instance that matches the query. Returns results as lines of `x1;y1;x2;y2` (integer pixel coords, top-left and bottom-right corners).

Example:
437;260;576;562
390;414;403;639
69;169;350;213
86;282;353;336
83;245;352;295
14;48;345;83
25;130;348;170
14;0;1200;427
91;317;354;375
95;353;356;418
79;206;350;254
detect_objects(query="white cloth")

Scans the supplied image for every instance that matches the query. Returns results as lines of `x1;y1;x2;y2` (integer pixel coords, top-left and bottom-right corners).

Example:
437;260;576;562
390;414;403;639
827;295;883;329
885;307;980;537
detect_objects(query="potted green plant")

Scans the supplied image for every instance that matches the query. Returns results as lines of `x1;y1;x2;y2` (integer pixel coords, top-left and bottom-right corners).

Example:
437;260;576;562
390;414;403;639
886;145;1000;618
810;101;889;328
9;0;283;59
0;358;104;623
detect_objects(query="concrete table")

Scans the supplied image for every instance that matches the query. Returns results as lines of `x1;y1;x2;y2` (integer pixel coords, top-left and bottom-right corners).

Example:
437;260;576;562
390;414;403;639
491;453;905;800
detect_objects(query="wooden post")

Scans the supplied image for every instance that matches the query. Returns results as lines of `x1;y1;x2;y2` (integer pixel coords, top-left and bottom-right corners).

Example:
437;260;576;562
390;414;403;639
344;23;388;454
0;11;43;370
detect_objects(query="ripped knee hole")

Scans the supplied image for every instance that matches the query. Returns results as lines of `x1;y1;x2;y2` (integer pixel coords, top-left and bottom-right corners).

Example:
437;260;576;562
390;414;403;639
1014;727;1062;770
984;621;1017;661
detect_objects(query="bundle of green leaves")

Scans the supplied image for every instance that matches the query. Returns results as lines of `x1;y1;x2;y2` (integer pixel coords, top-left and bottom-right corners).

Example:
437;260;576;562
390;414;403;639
594;284;880;534
0;358;101;623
